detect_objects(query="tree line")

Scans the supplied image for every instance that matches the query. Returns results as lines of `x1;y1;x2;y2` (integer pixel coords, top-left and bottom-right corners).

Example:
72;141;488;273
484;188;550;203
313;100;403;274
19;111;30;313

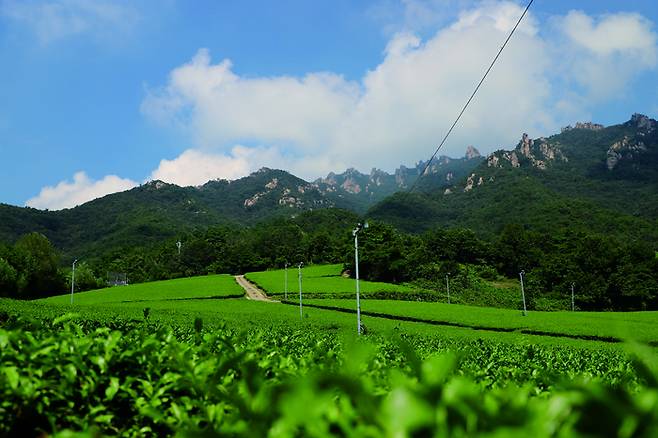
1;208;656;310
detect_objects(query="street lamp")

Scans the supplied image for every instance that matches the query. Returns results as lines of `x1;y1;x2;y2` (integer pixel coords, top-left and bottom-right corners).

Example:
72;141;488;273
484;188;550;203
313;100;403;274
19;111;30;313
571;282;575;312
298;262;303;320
70;259;78;305
446;273;451;304
353;221;368;335
519;270;527;316
284;262;289;300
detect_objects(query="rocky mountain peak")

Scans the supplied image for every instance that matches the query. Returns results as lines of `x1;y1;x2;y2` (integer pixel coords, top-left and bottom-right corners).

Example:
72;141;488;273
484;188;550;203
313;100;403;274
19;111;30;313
465;146;481;159
253;167;274;175
486;134;567;172
144;180;170;190
561;122;604;132
630;113;657;132
606;136;648;170
520;133;533;158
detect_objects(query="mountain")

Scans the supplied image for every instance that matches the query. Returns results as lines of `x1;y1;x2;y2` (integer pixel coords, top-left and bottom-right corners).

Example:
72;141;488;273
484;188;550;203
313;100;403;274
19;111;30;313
0;168;348;259
0;149;477;260
2;114;657;261
314;146;484;207
369;113;658;243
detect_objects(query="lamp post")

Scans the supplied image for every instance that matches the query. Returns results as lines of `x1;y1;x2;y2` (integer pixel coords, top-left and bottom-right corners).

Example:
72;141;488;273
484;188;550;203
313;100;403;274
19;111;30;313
70;259;78;305
298;262;303;320
446;273;450;304
519;270;527;316
353;221;368;335
571;282;575;312
284;262;289;300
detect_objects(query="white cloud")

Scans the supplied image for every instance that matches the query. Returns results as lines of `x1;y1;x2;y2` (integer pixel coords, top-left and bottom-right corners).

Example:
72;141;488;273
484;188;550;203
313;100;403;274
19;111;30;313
142;2;652;183
142;1;558;174
148;146;346;186
142;49;360;149
26;172;137;210
0;0;138;43
559;11;656;58
149;147;267;187
552;11;657;100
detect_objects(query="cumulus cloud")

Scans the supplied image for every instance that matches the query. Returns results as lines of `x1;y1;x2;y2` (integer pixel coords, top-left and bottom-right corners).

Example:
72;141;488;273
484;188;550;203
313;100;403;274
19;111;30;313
142;1;565;174
559;11;656;57
149;147;278;187
552;11;657;100
0;0;139;43
143;3;658;175
26;172;138;210
142;49;360;149
148;145;347;186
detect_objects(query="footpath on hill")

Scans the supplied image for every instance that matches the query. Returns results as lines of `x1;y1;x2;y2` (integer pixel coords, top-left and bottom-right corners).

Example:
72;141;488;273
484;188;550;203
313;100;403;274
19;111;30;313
235;275;278;302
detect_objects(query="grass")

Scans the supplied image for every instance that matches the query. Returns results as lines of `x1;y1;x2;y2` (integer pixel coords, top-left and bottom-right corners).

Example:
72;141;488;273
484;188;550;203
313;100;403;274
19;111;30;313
39;274;243;305
22;269;658;348
245;263;420;297
303;298;658;345
0;296;623;351
3;298;652;437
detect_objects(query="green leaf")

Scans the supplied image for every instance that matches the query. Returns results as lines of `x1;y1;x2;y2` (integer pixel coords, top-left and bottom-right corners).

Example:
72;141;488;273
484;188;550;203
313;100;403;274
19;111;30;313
3;366;19;390
0;331;9;349
53;313;80;326
95;414;114;424
105;377;119;400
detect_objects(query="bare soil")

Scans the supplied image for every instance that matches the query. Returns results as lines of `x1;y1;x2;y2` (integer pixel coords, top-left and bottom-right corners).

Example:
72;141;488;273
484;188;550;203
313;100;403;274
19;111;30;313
235;275;278;302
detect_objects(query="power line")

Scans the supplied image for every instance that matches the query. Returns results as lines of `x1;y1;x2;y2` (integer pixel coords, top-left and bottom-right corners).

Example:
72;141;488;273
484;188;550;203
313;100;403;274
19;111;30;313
409;0;535;193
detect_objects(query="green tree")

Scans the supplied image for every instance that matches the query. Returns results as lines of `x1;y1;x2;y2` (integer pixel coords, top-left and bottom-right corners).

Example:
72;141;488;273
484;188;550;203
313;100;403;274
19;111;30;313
66;261;101;292
13;232;65;298
0;257;17;296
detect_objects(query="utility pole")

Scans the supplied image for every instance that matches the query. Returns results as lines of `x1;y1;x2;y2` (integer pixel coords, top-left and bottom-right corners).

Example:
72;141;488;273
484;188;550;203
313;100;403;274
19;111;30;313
446;273;450;304
353;221;368;335
519;270;527;316
571;282;575;312
298;262;303;320
70;259;78;305
284;262;289;300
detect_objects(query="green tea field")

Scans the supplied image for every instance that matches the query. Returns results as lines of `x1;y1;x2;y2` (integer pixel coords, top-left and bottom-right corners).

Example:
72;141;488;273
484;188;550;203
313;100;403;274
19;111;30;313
2;268;658;436
40;274;244;305
245;263;420;298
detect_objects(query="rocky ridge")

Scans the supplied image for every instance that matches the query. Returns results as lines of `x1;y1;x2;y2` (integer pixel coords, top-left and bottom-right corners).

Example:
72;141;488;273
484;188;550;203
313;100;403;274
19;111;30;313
455;113;658;193
315;147;484;202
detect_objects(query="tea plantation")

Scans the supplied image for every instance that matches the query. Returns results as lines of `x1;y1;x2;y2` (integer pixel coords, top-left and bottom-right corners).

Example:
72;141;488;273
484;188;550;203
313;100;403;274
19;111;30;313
1;270;658;436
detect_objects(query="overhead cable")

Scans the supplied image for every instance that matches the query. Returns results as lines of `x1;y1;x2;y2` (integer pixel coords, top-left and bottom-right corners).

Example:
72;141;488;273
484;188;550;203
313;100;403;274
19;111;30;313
409;0;535;193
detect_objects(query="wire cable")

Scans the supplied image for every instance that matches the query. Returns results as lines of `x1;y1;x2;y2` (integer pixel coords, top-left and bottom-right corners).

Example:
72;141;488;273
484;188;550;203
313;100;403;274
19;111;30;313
409;0;534;193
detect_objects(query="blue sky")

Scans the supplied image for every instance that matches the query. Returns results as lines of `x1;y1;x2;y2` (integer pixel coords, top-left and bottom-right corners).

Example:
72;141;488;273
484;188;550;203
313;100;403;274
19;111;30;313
1;0;657;209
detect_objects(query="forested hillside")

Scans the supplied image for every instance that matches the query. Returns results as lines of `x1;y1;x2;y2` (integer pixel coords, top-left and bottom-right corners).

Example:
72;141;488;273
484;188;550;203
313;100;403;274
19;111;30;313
370;114;658;242
1;114;657;310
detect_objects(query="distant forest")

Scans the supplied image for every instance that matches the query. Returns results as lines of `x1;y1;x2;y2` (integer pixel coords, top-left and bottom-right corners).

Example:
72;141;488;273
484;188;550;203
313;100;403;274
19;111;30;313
1;208;656;311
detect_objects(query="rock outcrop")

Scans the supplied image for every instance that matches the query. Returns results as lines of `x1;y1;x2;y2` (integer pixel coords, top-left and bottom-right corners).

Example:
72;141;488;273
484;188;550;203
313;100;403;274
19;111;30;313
465;145;481;159
561;122;605;132
316;151;484;200
606;136;648;170
630;113;657;133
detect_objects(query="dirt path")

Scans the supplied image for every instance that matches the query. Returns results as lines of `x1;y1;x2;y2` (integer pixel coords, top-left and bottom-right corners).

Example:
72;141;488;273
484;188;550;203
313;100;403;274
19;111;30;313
235;275;278;302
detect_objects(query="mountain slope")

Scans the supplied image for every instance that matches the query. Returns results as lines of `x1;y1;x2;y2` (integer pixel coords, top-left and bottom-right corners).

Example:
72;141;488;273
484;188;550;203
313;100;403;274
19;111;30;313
2;114;657;260
0;151;480;259
314;146;484;208
0;169;347;259
369;114;658;243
